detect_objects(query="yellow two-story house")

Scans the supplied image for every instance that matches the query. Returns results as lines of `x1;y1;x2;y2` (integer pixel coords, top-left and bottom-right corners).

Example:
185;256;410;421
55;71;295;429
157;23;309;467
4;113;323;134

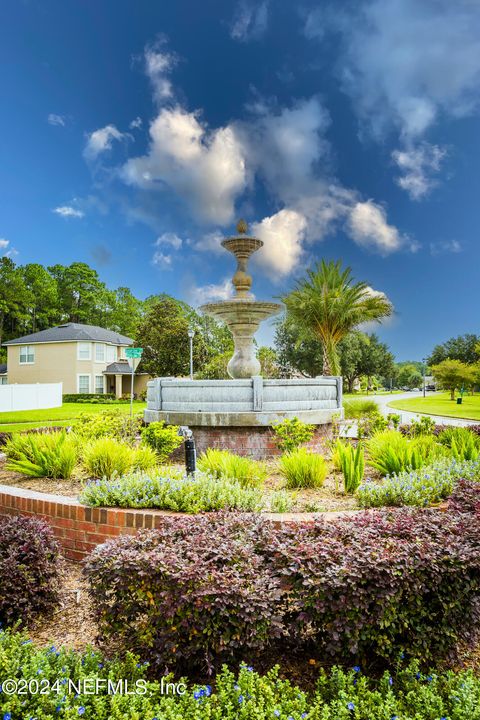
2;323;149;398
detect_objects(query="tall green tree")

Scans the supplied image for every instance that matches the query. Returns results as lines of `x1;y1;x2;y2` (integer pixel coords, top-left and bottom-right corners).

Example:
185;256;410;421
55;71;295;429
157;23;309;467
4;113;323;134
20;264;61;333
396;363;423;389
281;260;393;376
431;359;476;400
274;316;323;377
427;334;480;366
0;257;31;347
47;262;109;325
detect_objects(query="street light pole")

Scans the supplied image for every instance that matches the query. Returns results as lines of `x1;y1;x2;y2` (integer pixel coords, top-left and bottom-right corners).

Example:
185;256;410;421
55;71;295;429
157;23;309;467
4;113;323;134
188;329;195;380
422;357;426;398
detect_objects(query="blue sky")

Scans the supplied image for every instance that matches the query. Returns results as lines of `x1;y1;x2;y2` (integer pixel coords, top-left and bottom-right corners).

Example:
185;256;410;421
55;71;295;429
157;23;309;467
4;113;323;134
1;0;480;360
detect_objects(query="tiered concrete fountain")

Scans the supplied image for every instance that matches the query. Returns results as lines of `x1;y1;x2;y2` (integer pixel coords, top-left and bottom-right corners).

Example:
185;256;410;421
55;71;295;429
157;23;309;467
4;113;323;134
144;220;343;458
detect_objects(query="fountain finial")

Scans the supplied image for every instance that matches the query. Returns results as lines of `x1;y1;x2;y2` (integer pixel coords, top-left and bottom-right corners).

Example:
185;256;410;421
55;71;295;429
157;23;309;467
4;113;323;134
236;218;248;235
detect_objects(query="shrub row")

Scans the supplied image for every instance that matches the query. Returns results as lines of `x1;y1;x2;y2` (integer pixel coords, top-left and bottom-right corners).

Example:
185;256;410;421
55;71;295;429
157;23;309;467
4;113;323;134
0;516;61;626
4;629;480;720
85;481;480;672
62;393;116;402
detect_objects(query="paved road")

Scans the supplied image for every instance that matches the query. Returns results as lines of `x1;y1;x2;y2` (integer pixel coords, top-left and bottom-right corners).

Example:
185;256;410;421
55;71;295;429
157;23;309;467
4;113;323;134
368;391;478;427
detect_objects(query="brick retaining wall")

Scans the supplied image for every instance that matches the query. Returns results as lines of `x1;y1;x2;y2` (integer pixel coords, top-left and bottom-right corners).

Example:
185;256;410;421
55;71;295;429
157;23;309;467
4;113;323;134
0;483;356;561
186;424;331;459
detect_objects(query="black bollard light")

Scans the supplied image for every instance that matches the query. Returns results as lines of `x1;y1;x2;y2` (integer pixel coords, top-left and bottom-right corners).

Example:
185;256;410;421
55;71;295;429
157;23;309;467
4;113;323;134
178;426;196;476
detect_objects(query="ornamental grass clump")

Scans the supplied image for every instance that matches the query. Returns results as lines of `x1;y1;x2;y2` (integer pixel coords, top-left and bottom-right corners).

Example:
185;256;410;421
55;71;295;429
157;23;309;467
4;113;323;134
0;516;61;626
197;448;267;488
439;426;480;461
4;430;78;479
357;457;480;508
279;448;327;489
79;470;266;512
82;437;157;479
367;429;444;476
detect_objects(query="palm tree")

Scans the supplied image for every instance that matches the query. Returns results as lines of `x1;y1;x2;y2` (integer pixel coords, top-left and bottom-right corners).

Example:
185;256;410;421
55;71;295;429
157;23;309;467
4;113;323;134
281;260;393;376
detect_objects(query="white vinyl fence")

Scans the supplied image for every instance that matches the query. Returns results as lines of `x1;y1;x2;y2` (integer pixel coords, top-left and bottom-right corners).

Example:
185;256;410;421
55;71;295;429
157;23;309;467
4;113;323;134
0;383;62;412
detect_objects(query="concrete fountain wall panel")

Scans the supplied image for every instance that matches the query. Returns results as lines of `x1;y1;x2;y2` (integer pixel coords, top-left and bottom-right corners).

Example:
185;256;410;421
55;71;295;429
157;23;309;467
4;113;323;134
144;376;343;458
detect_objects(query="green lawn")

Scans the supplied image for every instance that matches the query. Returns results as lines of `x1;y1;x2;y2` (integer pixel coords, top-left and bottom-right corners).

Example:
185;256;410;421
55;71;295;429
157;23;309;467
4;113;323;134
0;401;146;433
388;392;480;421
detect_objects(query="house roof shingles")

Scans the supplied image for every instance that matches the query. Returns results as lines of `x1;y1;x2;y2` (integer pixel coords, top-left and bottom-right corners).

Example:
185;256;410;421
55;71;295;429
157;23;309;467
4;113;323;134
3;323;133;347
104;361;147;375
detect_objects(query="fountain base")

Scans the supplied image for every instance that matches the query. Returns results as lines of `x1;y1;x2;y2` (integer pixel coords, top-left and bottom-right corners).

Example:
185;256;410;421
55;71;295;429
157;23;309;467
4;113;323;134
145;376;343;459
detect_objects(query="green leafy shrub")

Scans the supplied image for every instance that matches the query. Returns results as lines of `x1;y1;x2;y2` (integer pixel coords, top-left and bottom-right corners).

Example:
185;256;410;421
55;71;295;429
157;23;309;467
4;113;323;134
141;420;183;461
334;440;365;493
405;415;437;437
85;514;282;672
62;392;116;403
279;448;327;488
73;409;142;445
7;629;480;720
0;516;61;626
367;430;444;476
343;398;379;418
79;470;266;512
82;437;157;479
357;458;480;508
197;448;267;488
4;431;78;478
272;416;315;453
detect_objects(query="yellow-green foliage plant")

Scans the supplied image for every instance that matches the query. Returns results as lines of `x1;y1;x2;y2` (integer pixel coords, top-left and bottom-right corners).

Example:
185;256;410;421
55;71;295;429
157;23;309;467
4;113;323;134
4;431;78;479
197;448;267;488
367;430;444;476
82;437;157;480
334;440;365;494
279;448;327;489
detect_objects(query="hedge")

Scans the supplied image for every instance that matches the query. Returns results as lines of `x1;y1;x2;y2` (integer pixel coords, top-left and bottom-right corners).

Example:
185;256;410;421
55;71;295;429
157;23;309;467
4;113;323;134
85;481;480;672
3;628;480;719
62;393;116;403
0;515;61;626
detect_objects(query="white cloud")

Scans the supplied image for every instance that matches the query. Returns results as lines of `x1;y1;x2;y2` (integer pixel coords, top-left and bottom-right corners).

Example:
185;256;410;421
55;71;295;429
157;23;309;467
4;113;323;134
348;200;408;254
122;107;247;224
129;117;143;130
154;232;183;250
144;42;176;103
392;144;446;200
0;238;18;258
191;230;225;254
189;279;234;306
323;0;480;142
48;113;66;127
84;124;128;161
230;0;269;41
252;209;307;278
430;239;462;256
152;251;173;269
52;205;85;219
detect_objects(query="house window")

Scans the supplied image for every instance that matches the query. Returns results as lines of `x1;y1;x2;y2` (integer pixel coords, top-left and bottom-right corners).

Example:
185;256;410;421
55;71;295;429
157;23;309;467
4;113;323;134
94;375;105;394
77;342;91;360
0;377;7;385
119;346;127;360
77;375;90;394
95;343;105;362
105;345;116;363
19;345;35;364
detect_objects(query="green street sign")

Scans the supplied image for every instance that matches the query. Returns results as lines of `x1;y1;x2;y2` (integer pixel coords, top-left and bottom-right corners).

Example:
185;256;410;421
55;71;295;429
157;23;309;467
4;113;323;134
125;347;143;359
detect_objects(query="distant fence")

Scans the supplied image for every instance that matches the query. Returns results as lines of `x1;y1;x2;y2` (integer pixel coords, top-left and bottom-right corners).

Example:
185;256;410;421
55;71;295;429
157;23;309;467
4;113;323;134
0;383;63;412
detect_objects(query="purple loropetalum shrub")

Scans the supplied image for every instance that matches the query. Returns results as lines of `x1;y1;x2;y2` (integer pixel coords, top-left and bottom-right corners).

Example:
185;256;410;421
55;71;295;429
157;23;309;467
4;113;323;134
85;488;480;671
0;515;61;626
84;513;283;673
447;478;480;514
268;502;480;664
